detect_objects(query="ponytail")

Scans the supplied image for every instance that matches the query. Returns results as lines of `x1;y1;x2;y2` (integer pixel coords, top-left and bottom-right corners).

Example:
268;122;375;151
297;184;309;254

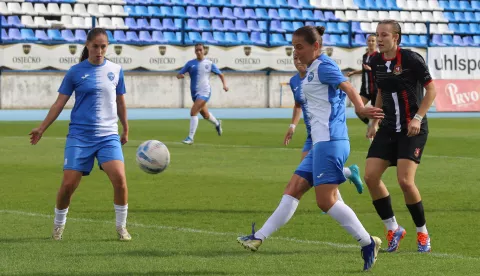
80;46;89;62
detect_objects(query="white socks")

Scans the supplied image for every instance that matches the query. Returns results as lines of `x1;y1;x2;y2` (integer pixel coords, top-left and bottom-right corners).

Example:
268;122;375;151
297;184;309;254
327;200;372;247
207;112;219;126
255;195;299;241
54;207;69;226
343;167;352;178
189;116;199;139
336;189;344;202
417;224;428;234
383;216;399;232
114;204;128;228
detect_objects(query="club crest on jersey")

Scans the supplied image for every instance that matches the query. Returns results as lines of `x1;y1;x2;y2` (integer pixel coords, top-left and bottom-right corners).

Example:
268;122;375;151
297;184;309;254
205;64;209;70
308;72;314;82
393;64;402;75
107;72;115;81
414;147;421;158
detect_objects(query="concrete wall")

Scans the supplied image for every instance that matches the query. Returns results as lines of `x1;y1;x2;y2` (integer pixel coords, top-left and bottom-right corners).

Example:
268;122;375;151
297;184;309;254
0;71;361;109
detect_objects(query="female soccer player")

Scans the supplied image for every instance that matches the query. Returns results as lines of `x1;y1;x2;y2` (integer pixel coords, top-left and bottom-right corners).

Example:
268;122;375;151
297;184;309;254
285;55;364;194
238;26;384;271
29;28;131;241
346;34;379;128
364;20;436;253
177;43;229;145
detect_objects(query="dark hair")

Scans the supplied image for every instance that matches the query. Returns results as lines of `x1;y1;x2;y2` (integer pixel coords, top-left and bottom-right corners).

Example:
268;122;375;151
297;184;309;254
293;25;325;46
80;28;108;62
367;34;377;39
194;43;205;49
378;20;402;45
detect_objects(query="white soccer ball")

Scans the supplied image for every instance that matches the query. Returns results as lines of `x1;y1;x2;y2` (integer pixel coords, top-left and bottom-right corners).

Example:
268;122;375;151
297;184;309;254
136;140;170;174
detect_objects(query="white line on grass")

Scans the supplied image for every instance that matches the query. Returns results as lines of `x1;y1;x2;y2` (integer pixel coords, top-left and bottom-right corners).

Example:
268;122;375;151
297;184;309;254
1;209;479;261
3;136;479;161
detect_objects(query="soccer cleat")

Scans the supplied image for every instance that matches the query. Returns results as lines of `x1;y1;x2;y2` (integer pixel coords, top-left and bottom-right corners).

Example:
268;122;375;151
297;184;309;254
386;226;406;252
52;224;65;241
417;232;431;253
116;226;132;241
215;120;223;136
182;136;194;145
237;223;262;252
347;164;364;194
361;236;382;271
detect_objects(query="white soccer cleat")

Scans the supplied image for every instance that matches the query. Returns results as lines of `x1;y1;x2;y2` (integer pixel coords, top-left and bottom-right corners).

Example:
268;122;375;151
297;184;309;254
182;136;194;145
52;224;65;240
116;226;132;241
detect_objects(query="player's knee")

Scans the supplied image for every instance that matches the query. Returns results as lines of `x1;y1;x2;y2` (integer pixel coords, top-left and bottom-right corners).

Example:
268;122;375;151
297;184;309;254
316;194;336;212
398;177;415;192
60;180;77;196
364;172;381;187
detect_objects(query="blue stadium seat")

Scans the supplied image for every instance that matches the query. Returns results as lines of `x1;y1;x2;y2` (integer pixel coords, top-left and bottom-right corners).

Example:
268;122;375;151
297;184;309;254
325;11;338;21
454;12;468;22
442;34;454;45
264;0;277;8
1;16;9;28
105;30;115;42
453;35;466;45
61;29;75;42
210;7;222;18
138;0;148;5
247;20;262;31
472;1;480;11
354;0;367;9
234;7;247;18
293;21;303;30
322;34;332;45
474;35;480;45
188;31;203;43
8;16;24;28
305;21;314;26
21;28;37;41
315;21;326;28
245;0;256;7
237;32;252;44
174;18;182;29
126;18;139;30
431;34;444;46
352;21;363;33
268;8;281;20
224;20;236;31
449;1;461;11
114;30;128;42
338;22;349;33
168;31;181;44
139;31;153;43
138;18;150;29
270;20;284;32
448;23;460;33
313;10;325;21
213;31;226;44
365;0;377;9
212;19;224;31
463;35;475;46
151;18;163;30
35;30;49;41
187;19;201;31
47;29;63;41
258;20;267;31
460;1;473;11
290;9;302;20
353;34;366;46
135;6;149;16
475;12;480;21
222;0;235;7
225;32;240;45
270;33;287;46
287;0;301;9
438;1;450;10
232;0;246;7
199;19;211;30
223;7;237;19
278;9;292;20
403;34;413;46
443;12;455;21
159;6;173;17
285;33;292;42
202;32;218;44
147;6;161;16
385;0;400;10
327;22;340;33
419;35;427;46
152;31;166;42
459;23;470;34
251;31;267;45
1;29;9;41
329;34;344;46
198;6;211;18
470;23;480;34
244;8;257;19
162;19;177;31
75;30;87;42
465;12;476;22
255;8;269;19
186;6;198;18
376;0;387;9
235;20;248;31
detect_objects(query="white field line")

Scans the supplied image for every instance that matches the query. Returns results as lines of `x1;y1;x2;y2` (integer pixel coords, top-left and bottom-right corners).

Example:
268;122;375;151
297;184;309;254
1;209;479;261
3;136;478;161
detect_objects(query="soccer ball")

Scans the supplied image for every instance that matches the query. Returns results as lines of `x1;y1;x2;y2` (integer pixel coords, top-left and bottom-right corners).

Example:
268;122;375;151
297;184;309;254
136;140;170;174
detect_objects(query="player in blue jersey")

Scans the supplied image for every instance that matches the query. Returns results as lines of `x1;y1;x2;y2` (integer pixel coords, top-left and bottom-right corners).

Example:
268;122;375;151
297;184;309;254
177;43;229;145
285;56;364;195
29;28;131;241
238;26;384;271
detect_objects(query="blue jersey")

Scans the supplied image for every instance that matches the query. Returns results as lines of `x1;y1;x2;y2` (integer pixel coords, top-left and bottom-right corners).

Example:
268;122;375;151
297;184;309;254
289;73;311;136
178;59;221;96
302;54;348;144
58;59;126;139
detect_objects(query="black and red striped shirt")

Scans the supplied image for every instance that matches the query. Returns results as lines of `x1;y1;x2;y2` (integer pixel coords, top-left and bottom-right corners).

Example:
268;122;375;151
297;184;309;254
370;48;432;132
360;51;379;105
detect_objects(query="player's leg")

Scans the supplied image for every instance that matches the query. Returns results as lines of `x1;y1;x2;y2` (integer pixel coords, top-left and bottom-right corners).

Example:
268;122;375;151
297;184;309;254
199;101;222;136
183;97;207;144
53;139;95;240
97;136;131;241
313;140;381;271
397;131;430;252
237;151;313;251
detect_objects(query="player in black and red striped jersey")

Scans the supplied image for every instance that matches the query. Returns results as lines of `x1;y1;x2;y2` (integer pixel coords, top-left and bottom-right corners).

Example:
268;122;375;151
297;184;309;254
364;20;437;253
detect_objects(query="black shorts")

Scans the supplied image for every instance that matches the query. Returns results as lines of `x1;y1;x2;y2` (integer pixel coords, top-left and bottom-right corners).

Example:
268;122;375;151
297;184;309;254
367;127;428;166
360;87;377;106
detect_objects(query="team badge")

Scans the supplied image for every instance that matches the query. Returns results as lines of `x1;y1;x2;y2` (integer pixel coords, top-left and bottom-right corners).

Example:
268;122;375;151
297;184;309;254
69;45;77;55
414;147;421;158
23;44;31;55
114;45;122;55
159;45;166;56
244;46;252;56
393;64;402;75
108;72;115;81
205;64;209;69
285;47;293;57
308;71;314;82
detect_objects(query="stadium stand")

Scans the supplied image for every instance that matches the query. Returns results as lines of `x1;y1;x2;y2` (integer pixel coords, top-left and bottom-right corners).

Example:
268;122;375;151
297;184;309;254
1;0;480;46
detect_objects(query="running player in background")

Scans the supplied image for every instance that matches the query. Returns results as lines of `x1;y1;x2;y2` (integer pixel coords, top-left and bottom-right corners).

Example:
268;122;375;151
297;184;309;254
238;26;384;271
285;55;364;194
346;34;379;141
177;43;228;145
29;28;131;241
364;20;436;253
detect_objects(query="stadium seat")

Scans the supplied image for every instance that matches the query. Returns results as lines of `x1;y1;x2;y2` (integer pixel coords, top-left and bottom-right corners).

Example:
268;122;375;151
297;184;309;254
21;28;37;41
113;5;128;16
270;33;287;46
48;29;63;41
188;31;203;43
7;3;22;14
87;4;103;18
235;20;248;32
352;21;363;33
293;21;303;30
244;8;257;19
212;19;225;31
232;0;247;7
237;31;252;44
268;8;281;20
125;17;138;30
213;31;227;44
162;18;177;31
287;0;301;8
137;18;150;29
313;10;325;20
225;32;240;45
224;20;236;31
126;31;140;43
112;17;128;29
75;29;87;42
299;0;314;8
459;23;471;34
470;23;480;34
114;30;128;42
255;8;269;19
251;31;267;45
0;3;11;16
247;20;262;31
1;16;9;27
202;31;218;44
258;20;267;31
150;18;162;30
21;16;37;28
234;7;248;19
61;29;76;42
186;19;200;31
22;2;37;16
454;35;466;45
353;33;366;46
278;8;292;20
34;3;49;16
186;6;198;18
165;32;180;44
327;22;340;33
324;11;338;21
198;6;211;18
222;7;237;19
465;12;476;22
268;20;282;32
338;22;349;33
152;31;166;42
8;16;24;28
147;6;161;16
35;29;49;41
290;9;302;20
454;12;468;22
473;1;480;11
99;5;115;16
210;7;223;18
1;29;9;41
463;35;475;46
199;19;211;30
